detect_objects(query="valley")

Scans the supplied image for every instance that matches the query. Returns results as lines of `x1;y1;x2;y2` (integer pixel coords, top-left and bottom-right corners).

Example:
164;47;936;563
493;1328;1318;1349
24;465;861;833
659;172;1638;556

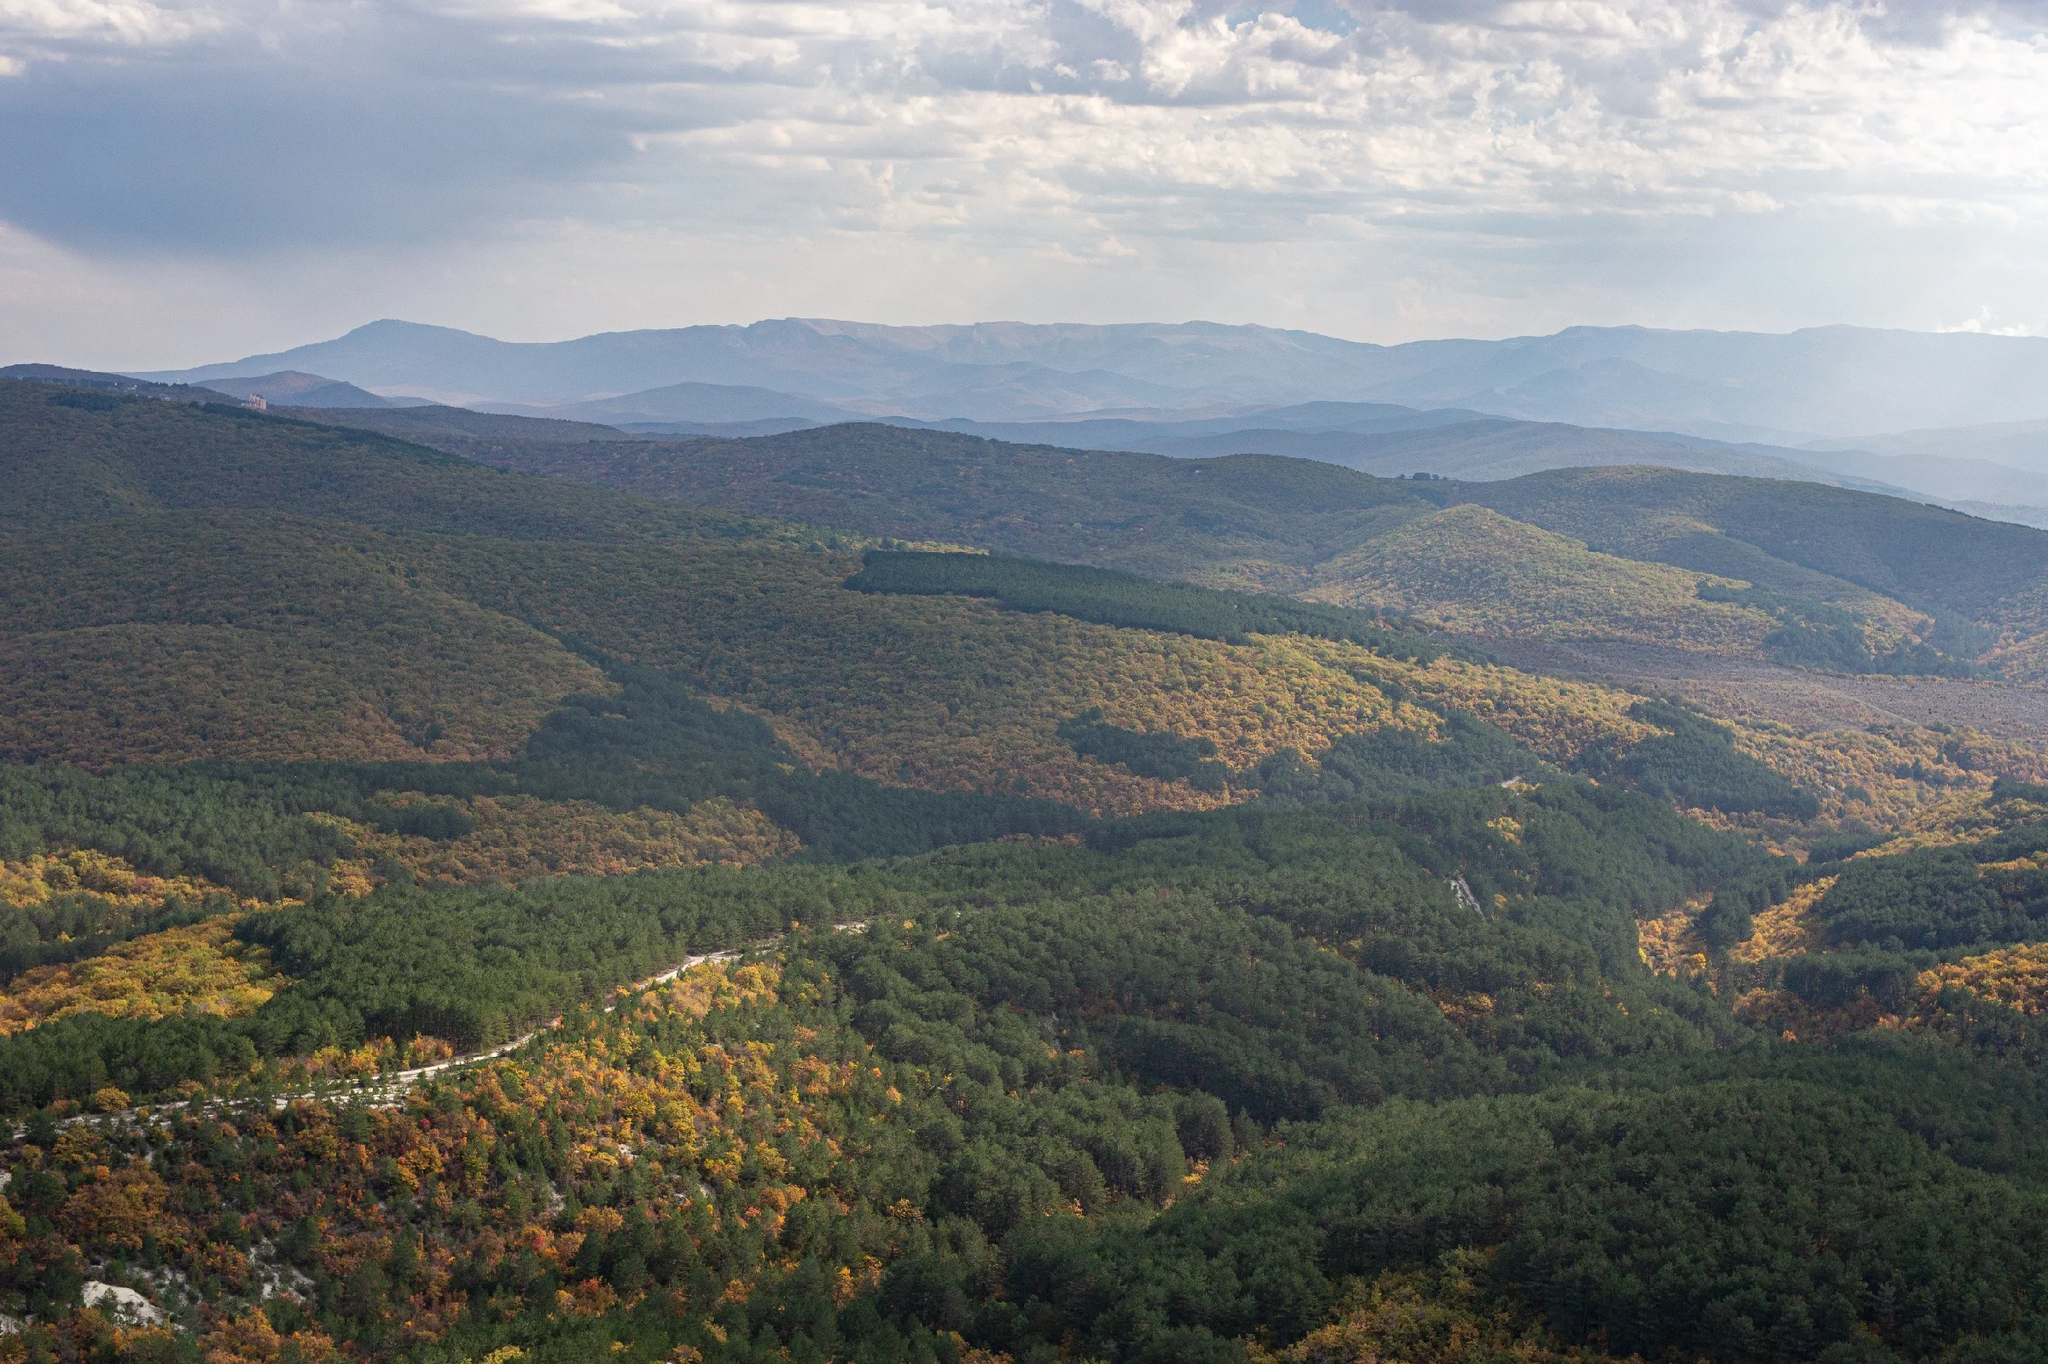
9;374;2048;1364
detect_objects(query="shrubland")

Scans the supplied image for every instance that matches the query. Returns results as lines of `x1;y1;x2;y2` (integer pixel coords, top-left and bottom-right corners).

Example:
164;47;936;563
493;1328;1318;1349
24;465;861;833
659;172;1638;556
317;795;799;889
412;538;1426;816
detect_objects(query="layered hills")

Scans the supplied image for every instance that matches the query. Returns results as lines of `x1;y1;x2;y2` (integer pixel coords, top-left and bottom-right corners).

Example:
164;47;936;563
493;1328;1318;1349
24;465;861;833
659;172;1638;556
200;372;403;409
11;377;2048;1363
0;383;783;545
145;318;2048;440
303;379;2048;527
334;415;2041;669
140;316;2048;523
306;396;1910;494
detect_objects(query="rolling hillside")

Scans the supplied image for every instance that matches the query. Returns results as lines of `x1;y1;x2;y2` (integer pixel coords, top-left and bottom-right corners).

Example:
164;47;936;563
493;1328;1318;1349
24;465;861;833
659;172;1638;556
299;385;1927;493
0;514;607;765
0;380;784;545
351;418;1438;593
263;410;2048;827
282;402;2048;653
201;371;402;408
280;401;645;451
1306;504;1776;649
1464;466;2048;646
1019;414;1894;485
14;377;2048;1364
8;388;2032;832
6;378;2028;819
343;415;2040;670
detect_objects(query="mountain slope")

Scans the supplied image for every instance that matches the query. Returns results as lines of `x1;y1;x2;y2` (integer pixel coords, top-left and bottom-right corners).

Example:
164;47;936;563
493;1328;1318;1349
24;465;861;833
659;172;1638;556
500;380;863;425
1126;418;1898;486
13;377;2048;1364
0;379;789;544
1818;417;2048;474
11;380;1990;829
1;364;233;403
1307;504;1775;650
1464;466;2048;642
139;316;977;406
275;401;643;449
910;398;1498;443
0;513;606;765
0;386;1468;816
295;394;1912;491
386;419;1439;592
135;317;1411;408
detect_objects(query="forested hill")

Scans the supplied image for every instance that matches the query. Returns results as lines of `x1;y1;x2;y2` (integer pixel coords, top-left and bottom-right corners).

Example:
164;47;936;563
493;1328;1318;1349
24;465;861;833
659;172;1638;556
338;417;1442;589
324;409;2048;672
1469;465;2048;631
63;380;2048;648
275;402;644;450
0;379;793;545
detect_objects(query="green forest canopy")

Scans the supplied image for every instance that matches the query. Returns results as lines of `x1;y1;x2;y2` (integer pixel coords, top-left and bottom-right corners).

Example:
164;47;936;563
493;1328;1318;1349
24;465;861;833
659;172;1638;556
13;379;2048;1363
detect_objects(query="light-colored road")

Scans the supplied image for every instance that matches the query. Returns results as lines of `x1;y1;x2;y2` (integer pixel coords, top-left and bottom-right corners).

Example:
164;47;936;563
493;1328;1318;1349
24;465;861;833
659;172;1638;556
20;927;875;1136
366;946;743;1095
334;946;752;1107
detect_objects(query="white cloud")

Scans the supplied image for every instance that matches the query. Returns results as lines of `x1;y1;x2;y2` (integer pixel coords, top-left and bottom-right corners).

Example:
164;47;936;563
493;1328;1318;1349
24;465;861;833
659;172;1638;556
3;0;2048;358
1936;306;2037;336
0;0;217;44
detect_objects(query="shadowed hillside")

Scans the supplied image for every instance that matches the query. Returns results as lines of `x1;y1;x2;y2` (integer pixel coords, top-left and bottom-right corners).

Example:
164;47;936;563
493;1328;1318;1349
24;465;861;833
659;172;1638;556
482;421;1439;588
0;380;787;545
342;416;2044;670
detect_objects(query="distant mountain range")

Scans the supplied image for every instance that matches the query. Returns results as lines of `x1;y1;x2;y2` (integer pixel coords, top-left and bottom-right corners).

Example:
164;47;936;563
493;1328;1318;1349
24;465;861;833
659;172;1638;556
91;318;2048;526
1820;417;2048;473
136;317;2048;440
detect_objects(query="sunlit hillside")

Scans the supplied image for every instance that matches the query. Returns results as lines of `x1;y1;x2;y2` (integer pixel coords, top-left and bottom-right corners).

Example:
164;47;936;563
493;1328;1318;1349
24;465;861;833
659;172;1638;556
1306;503;1777;649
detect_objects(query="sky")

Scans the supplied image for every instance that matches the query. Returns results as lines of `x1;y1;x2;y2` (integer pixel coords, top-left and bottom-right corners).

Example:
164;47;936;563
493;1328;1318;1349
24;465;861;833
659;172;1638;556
4;0;2048;368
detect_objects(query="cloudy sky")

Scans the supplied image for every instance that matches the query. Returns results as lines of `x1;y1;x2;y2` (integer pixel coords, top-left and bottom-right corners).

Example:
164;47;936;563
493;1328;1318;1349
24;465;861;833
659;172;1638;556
4;0;2047;366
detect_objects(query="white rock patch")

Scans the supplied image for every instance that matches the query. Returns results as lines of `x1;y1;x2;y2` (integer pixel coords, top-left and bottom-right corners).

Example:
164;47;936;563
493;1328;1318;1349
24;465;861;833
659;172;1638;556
82;1282;165;1327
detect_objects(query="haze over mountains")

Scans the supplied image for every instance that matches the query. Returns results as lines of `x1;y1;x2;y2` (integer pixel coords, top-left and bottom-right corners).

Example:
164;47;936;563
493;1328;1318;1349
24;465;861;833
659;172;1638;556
144;317;2048;438
200;370;412;410
130;316;2048;526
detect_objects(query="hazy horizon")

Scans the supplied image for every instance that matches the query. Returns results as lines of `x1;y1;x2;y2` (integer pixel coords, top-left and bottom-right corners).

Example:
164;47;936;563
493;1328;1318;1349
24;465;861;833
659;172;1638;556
70;313;2048;387
6;1;2048;369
